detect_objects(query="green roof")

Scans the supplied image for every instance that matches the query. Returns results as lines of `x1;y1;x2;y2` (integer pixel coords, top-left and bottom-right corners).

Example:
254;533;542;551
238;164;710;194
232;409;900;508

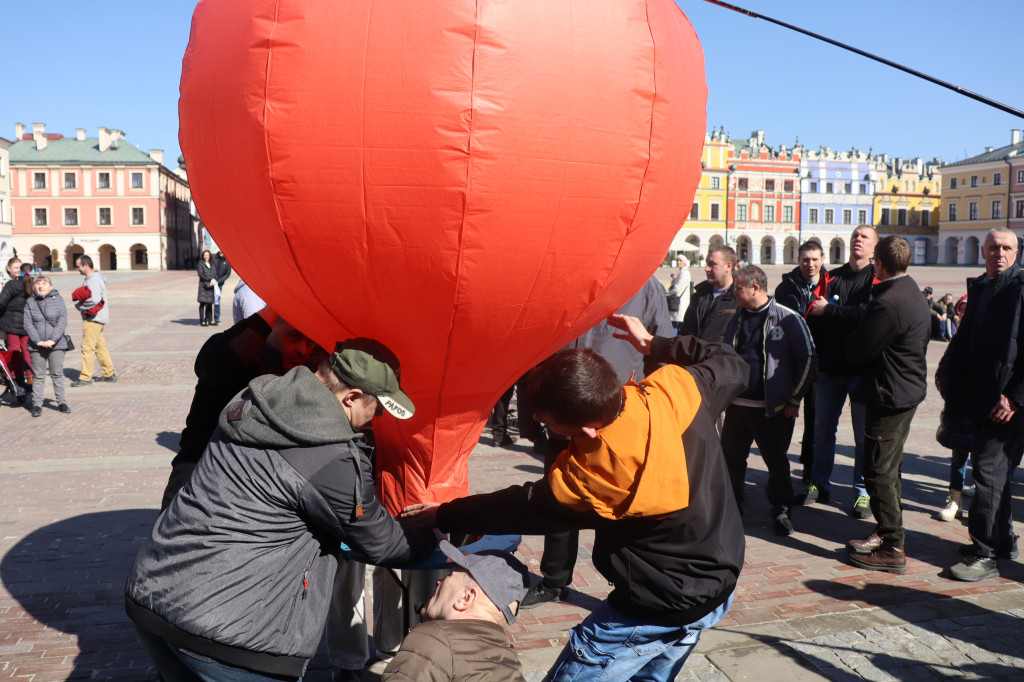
8;137;158;165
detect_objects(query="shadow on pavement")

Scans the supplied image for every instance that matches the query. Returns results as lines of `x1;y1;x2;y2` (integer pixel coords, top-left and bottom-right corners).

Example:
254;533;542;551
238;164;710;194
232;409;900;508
155;430;181;452
169;318;204;326
1;509;159;680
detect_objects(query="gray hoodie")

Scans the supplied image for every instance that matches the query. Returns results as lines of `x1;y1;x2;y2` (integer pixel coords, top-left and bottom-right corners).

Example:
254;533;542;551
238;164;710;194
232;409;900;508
76;270;109;323
126;366;435;677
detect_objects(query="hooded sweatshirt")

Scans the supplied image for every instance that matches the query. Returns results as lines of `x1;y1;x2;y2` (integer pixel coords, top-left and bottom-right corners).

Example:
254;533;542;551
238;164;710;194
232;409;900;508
126;366;434;677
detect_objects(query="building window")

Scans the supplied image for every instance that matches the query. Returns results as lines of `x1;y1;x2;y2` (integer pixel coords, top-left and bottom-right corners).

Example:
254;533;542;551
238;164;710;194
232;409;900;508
132;207;145;225
690;203;699;220
738;178;748;190
970;175;978;187
99;207;112;226
881;208;890;225
844;182;852;194
737;204;748;221
783;205;793;222
826;182;834;193
711;176;720;189
922;210;930;227
950;178;958;189
1018;170;1024;184
64;172;76;189
98;172;111;189
131;172;144;189
969;202;978;220
64;208;78;226
860;183;867;194
809;208;818;223
34;172;46;189
858;209;868;224
764;205;775;222
784;180;793;192
810;181;818;193
992;200;1002;219
135;249;148;265
34;208;47;226
898;208;907;226
1017;200;1024;218
765;179;775;191
710;204;720;220
843;209;852;225
994;172;1002;186
824;209;834;223
949;204;958;221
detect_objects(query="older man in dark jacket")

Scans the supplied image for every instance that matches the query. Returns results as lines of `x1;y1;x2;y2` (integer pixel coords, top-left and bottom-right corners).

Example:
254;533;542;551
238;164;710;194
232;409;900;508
845;236;930;574
939;228;1024;581
680;245;738;343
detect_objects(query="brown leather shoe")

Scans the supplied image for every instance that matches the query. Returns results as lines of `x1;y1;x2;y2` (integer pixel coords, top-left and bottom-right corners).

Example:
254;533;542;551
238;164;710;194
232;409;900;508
847;532;882;554
848;543;907;574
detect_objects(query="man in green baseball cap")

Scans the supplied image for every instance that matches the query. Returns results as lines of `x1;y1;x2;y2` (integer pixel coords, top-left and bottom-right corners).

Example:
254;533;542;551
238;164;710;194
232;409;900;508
330;338;415;420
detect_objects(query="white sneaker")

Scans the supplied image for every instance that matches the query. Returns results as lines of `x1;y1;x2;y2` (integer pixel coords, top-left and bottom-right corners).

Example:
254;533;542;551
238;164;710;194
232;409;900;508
938;491;962;522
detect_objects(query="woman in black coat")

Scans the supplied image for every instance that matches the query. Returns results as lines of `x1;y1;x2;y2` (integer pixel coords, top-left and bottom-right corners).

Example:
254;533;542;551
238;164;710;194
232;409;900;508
0;257;35;387
196;250;216;326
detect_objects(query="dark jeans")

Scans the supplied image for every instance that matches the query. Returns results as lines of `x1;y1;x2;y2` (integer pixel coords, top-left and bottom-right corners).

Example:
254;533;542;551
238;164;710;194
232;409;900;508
491;384;515;440
540;436;577;588
721;405;796;515
134;625;298;681
798;383;817;484
861;404;916;547
967;416;1024;557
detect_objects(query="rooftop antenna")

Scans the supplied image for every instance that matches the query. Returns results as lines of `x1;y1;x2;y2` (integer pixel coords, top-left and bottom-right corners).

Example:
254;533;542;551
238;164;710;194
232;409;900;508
701;0;1024;120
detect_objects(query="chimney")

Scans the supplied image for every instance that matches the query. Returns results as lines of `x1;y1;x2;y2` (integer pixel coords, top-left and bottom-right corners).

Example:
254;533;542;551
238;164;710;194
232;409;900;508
14;123;25;140
76;128;86;141
99;127;112;151
985;146;994;153
32;123;47;151
1013;129;1022;145
149;149;163;165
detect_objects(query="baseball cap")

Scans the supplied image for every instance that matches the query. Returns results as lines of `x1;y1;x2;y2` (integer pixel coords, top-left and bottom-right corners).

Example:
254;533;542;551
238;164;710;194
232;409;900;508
439;540;531;625
329;338;414;419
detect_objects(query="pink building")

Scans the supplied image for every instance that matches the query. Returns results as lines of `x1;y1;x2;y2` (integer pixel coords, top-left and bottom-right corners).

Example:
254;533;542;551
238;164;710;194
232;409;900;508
8;123;198;271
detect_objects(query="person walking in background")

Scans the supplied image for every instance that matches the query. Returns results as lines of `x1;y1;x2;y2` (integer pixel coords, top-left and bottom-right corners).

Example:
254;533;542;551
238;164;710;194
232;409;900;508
844;237;930;575
71;255;116;387
680;245;738;343
0;257;34;394
22;275;71;417
775;240;827;486
666;257;691;332
196;249;216;326
212;251;232;326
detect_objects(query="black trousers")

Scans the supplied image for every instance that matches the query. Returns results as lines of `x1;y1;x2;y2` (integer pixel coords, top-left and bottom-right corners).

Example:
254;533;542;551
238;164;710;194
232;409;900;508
861;404;916;547
490;385;515;440
198;302;213;323
968;415;1024;557
721;404;796;515
799;383;817;483
539;436;577;588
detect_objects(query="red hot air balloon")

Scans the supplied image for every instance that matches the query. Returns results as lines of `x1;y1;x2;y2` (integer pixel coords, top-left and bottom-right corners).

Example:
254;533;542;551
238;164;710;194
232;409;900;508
178;0;707;513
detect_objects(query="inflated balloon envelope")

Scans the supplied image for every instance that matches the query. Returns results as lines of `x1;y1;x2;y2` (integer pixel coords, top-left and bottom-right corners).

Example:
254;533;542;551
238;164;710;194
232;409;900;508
179;0;707;513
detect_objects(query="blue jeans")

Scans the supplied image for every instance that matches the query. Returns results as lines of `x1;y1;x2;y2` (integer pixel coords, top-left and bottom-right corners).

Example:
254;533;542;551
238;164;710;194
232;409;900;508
544;594;733;682
810;372;866;497
134;625;299;682
214;302;222;324
950;448;972;490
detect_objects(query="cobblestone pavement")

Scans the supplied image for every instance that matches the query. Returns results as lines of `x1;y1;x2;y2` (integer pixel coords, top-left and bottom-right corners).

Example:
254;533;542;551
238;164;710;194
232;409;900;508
1;266;1022;681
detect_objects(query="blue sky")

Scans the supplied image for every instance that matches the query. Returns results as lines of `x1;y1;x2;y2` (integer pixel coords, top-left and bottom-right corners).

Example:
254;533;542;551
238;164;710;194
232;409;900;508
3;0;1020;168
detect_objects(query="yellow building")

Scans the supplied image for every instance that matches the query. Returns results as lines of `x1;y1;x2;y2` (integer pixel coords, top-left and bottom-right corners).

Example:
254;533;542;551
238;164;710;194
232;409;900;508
872;156;941;264
669;127;730;262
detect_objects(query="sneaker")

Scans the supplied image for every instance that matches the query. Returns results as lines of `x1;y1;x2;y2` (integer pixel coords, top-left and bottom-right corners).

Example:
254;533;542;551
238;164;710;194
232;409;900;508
773;510;794;536
960;538;1018;561
70;379;92;387
58;403;71;414
950;554;999;582
95;374;117;383
938;491;962;522
852;495;872;520
520;583;566;609
31;406;42;418
796;483;830;506
848;543;907;575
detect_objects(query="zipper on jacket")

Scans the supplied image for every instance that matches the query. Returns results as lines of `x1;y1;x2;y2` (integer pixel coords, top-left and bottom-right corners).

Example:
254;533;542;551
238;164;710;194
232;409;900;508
281;556;315;636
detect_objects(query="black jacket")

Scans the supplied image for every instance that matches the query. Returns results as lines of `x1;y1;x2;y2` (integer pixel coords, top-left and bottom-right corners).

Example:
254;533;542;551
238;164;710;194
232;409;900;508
197;260;216;304
0;277;29;336
437;335;747;626
806;263;875;376
679;280;737;343
774;266;825;318
937;265;1024;420
847;274;930;410
214;253;232;286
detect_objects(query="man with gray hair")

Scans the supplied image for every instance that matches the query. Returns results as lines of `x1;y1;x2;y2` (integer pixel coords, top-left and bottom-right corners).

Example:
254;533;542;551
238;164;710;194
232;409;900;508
723;265;817;536
383;541;530;681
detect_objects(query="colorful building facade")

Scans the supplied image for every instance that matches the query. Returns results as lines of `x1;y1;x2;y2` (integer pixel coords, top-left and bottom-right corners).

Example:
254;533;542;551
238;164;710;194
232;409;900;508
671;128;731;261
800;148;878;264
873;156;941;264
0;137;12;266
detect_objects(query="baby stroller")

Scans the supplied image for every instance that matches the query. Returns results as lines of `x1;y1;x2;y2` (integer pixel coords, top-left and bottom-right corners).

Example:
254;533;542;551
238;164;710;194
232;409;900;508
0;339;27;405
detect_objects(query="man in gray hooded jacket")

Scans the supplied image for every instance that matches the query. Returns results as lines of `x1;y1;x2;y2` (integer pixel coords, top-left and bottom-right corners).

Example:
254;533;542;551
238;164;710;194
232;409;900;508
126;338;436;680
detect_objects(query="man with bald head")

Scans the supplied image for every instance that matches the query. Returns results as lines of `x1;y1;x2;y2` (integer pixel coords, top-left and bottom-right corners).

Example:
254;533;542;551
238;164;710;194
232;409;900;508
939;228;1024;581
